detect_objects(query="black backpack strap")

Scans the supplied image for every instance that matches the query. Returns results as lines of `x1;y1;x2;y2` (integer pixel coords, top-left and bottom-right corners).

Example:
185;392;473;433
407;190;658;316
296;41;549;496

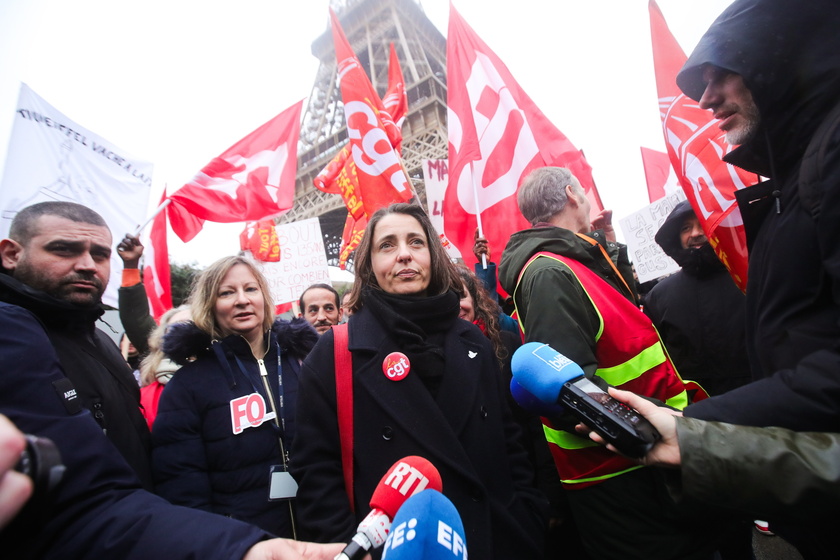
800;100;840;220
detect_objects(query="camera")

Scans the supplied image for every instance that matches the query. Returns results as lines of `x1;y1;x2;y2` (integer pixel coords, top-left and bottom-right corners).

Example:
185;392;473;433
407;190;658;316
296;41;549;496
15;434;65;496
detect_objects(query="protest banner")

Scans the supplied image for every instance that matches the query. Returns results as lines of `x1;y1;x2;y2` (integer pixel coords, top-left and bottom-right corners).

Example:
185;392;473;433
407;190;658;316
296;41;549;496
256;218;331;305
0;83;152;307
618;190;686;284
422;159;462;260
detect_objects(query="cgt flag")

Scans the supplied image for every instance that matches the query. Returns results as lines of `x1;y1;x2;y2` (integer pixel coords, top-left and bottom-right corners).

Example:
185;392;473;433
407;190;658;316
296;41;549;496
167;100;304;242
329;8;412;220
649;0;755;290
445;5;599;280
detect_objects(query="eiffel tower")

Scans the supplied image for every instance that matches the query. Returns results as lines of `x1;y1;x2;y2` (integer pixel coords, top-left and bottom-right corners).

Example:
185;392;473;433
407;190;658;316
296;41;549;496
278;0;448;271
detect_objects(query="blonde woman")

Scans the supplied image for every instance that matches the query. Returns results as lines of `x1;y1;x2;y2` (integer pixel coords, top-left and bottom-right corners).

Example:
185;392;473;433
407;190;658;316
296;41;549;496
151;256;317;537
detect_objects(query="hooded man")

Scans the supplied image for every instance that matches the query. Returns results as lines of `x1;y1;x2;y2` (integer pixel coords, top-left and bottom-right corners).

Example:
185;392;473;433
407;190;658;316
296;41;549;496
671;0;840;556
644;200;752;396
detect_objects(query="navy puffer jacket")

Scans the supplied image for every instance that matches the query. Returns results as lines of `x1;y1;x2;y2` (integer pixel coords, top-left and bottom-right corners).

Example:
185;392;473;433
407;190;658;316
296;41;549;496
152;317;317;536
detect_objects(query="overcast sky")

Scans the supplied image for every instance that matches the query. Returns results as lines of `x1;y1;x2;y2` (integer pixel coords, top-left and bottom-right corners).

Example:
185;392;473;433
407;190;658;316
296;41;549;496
0;0;734;266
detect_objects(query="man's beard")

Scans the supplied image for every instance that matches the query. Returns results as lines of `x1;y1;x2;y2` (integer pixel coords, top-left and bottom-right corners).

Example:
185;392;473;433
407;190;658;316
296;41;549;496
725;104;761;145
14;262;104;307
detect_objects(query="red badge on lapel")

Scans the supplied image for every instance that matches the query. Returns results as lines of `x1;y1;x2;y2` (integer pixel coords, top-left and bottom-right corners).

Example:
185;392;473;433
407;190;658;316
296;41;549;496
382;352;410;381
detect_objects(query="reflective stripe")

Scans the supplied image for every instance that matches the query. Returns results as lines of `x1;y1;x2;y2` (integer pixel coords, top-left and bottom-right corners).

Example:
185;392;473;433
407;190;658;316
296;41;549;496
561;464;645;485
543;425;599;450
665;389;689;411
596;343;668;387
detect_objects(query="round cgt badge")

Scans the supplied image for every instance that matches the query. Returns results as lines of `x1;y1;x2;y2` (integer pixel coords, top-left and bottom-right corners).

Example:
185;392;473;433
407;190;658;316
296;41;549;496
383;352;410;381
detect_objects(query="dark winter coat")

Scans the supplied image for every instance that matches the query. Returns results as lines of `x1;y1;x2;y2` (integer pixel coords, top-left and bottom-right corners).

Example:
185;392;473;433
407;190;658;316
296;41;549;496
118;280;157;356
0;273;154;489
290;306;547;559
676;0;840;433
152;317;317;536
0;301;271;560
644;201;752;396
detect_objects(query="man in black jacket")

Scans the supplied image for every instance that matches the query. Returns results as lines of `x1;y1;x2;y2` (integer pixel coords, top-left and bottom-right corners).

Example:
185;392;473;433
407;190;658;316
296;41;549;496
644;201;752;396
0;201;153;489
665;0;840;556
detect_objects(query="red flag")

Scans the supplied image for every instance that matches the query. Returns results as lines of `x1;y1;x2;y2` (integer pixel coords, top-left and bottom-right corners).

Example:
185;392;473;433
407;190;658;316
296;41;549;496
167;100;304;242
240;220;281;262
338;212;367;270
144;190;172;321
383;43;408;134
329;9;412;219
649;0;754;290
445;6;599;277
640;147;679;203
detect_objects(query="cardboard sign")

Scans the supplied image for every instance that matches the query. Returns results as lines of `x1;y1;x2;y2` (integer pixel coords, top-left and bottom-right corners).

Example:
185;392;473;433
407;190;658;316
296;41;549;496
618;191;686;284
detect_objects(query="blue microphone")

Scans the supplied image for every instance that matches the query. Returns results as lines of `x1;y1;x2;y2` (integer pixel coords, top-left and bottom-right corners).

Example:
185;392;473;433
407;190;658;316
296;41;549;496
510;377;566;417
511;342;584;403
380;489;467;560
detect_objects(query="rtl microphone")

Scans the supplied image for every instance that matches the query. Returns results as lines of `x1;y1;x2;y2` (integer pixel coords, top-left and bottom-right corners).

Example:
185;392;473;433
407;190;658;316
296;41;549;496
381;489;467;560
511;342;660;458
337;455;443;560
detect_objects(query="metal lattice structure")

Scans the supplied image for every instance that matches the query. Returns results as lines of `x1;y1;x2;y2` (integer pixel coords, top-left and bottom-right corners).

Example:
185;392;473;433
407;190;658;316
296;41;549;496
279;0;448;270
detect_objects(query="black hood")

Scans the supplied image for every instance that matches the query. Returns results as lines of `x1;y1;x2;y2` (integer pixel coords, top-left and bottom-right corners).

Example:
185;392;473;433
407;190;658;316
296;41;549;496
163;316;318;366
676;0;840;177
654;200;695;260
655;201;725;277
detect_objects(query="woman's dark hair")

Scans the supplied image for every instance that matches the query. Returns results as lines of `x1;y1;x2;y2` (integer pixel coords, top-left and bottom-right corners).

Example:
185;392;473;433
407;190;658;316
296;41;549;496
456;265;506;365
345;203;461;312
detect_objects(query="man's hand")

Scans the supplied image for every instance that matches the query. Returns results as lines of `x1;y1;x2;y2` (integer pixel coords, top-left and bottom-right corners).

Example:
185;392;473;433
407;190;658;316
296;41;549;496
590;209;616;243
472;228;490;263
579;387;683;468
243;539;348;560
117;234;144;269
0;414;33;529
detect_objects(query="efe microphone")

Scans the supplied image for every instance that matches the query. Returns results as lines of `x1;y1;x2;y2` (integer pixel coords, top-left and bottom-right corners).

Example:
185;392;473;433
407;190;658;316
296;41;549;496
336;455;443;560
381;490;467;560
511;342;660;458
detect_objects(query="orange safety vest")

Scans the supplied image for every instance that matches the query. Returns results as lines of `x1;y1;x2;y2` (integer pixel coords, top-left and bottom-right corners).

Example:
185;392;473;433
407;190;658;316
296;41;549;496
514;251;705;488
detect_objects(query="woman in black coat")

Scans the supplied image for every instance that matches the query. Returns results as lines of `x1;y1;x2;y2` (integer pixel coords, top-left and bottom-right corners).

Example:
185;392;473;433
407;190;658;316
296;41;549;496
151;256;317;537
290;204;547;559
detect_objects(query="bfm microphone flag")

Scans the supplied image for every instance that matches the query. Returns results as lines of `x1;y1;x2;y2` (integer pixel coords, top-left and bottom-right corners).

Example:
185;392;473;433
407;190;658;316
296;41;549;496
649;0;755;291
166;100;304;242
381;490;467;560
144;189;173;321
327;9;412;222
445;5;600;292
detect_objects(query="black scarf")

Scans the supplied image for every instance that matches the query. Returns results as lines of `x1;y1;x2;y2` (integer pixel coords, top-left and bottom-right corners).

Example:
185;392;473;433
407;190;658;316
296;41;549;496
362;287;460;397
673;244;726;278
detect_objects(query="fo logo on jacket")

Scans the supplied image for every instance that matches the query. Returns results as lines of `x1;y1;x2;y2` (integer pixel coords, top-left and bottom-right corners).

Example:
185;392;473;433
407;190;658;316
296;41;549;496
230;392;276;434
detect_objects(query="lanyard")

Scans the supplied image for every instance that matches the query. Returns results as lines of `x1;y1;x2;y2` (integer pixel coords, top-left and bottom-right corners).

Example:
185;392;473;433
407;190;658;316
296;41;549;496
234;342;286;436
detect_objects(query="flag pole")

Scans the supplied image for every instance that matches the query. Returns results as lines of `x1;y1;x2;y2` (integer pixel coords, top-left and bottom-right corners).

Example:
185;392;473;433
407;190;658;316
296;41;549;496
468;162;488;269
134;197;172;237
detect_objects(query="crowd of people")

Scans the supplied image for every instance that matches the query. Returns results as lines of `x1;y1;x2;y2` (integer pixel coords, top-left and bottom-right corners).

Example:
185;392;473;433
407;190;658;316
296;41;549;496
1;0;840;559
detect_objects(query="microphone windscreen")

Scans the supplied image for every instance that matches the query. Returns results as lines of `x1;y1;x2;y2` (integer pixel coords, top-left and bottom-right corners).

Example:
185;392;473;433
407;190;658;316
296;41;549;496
510;377;566;417
381;490;467;560
369;456;443;519
511;342;584;403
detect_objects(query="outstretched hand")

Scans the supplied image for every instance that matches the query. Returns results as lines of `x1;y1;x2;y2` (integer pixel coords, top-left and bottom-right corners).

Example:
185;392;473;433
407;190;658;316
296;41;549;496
117;234;144;269
578;387;683;468
243;539;348;560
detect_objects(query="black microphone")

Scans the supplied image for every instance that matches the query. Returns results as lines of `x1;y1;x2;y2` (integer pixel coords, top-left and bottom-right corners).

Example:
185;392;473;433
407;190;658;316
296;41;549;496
511;342;660;458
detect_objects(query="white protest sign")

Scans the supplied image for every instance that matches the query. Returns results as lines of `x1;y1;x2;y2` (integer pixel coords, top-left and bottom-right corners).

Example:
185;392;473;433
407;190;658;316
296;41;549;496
618;190;686;284
422;159;462;260
0;83;153;307
257;218;330;305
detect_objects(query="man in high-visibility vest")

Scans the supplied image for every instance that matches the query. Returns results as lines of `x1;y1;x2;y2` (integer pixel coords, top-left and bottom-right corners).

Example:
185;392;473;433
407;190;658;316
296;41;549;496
499;166;725;560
